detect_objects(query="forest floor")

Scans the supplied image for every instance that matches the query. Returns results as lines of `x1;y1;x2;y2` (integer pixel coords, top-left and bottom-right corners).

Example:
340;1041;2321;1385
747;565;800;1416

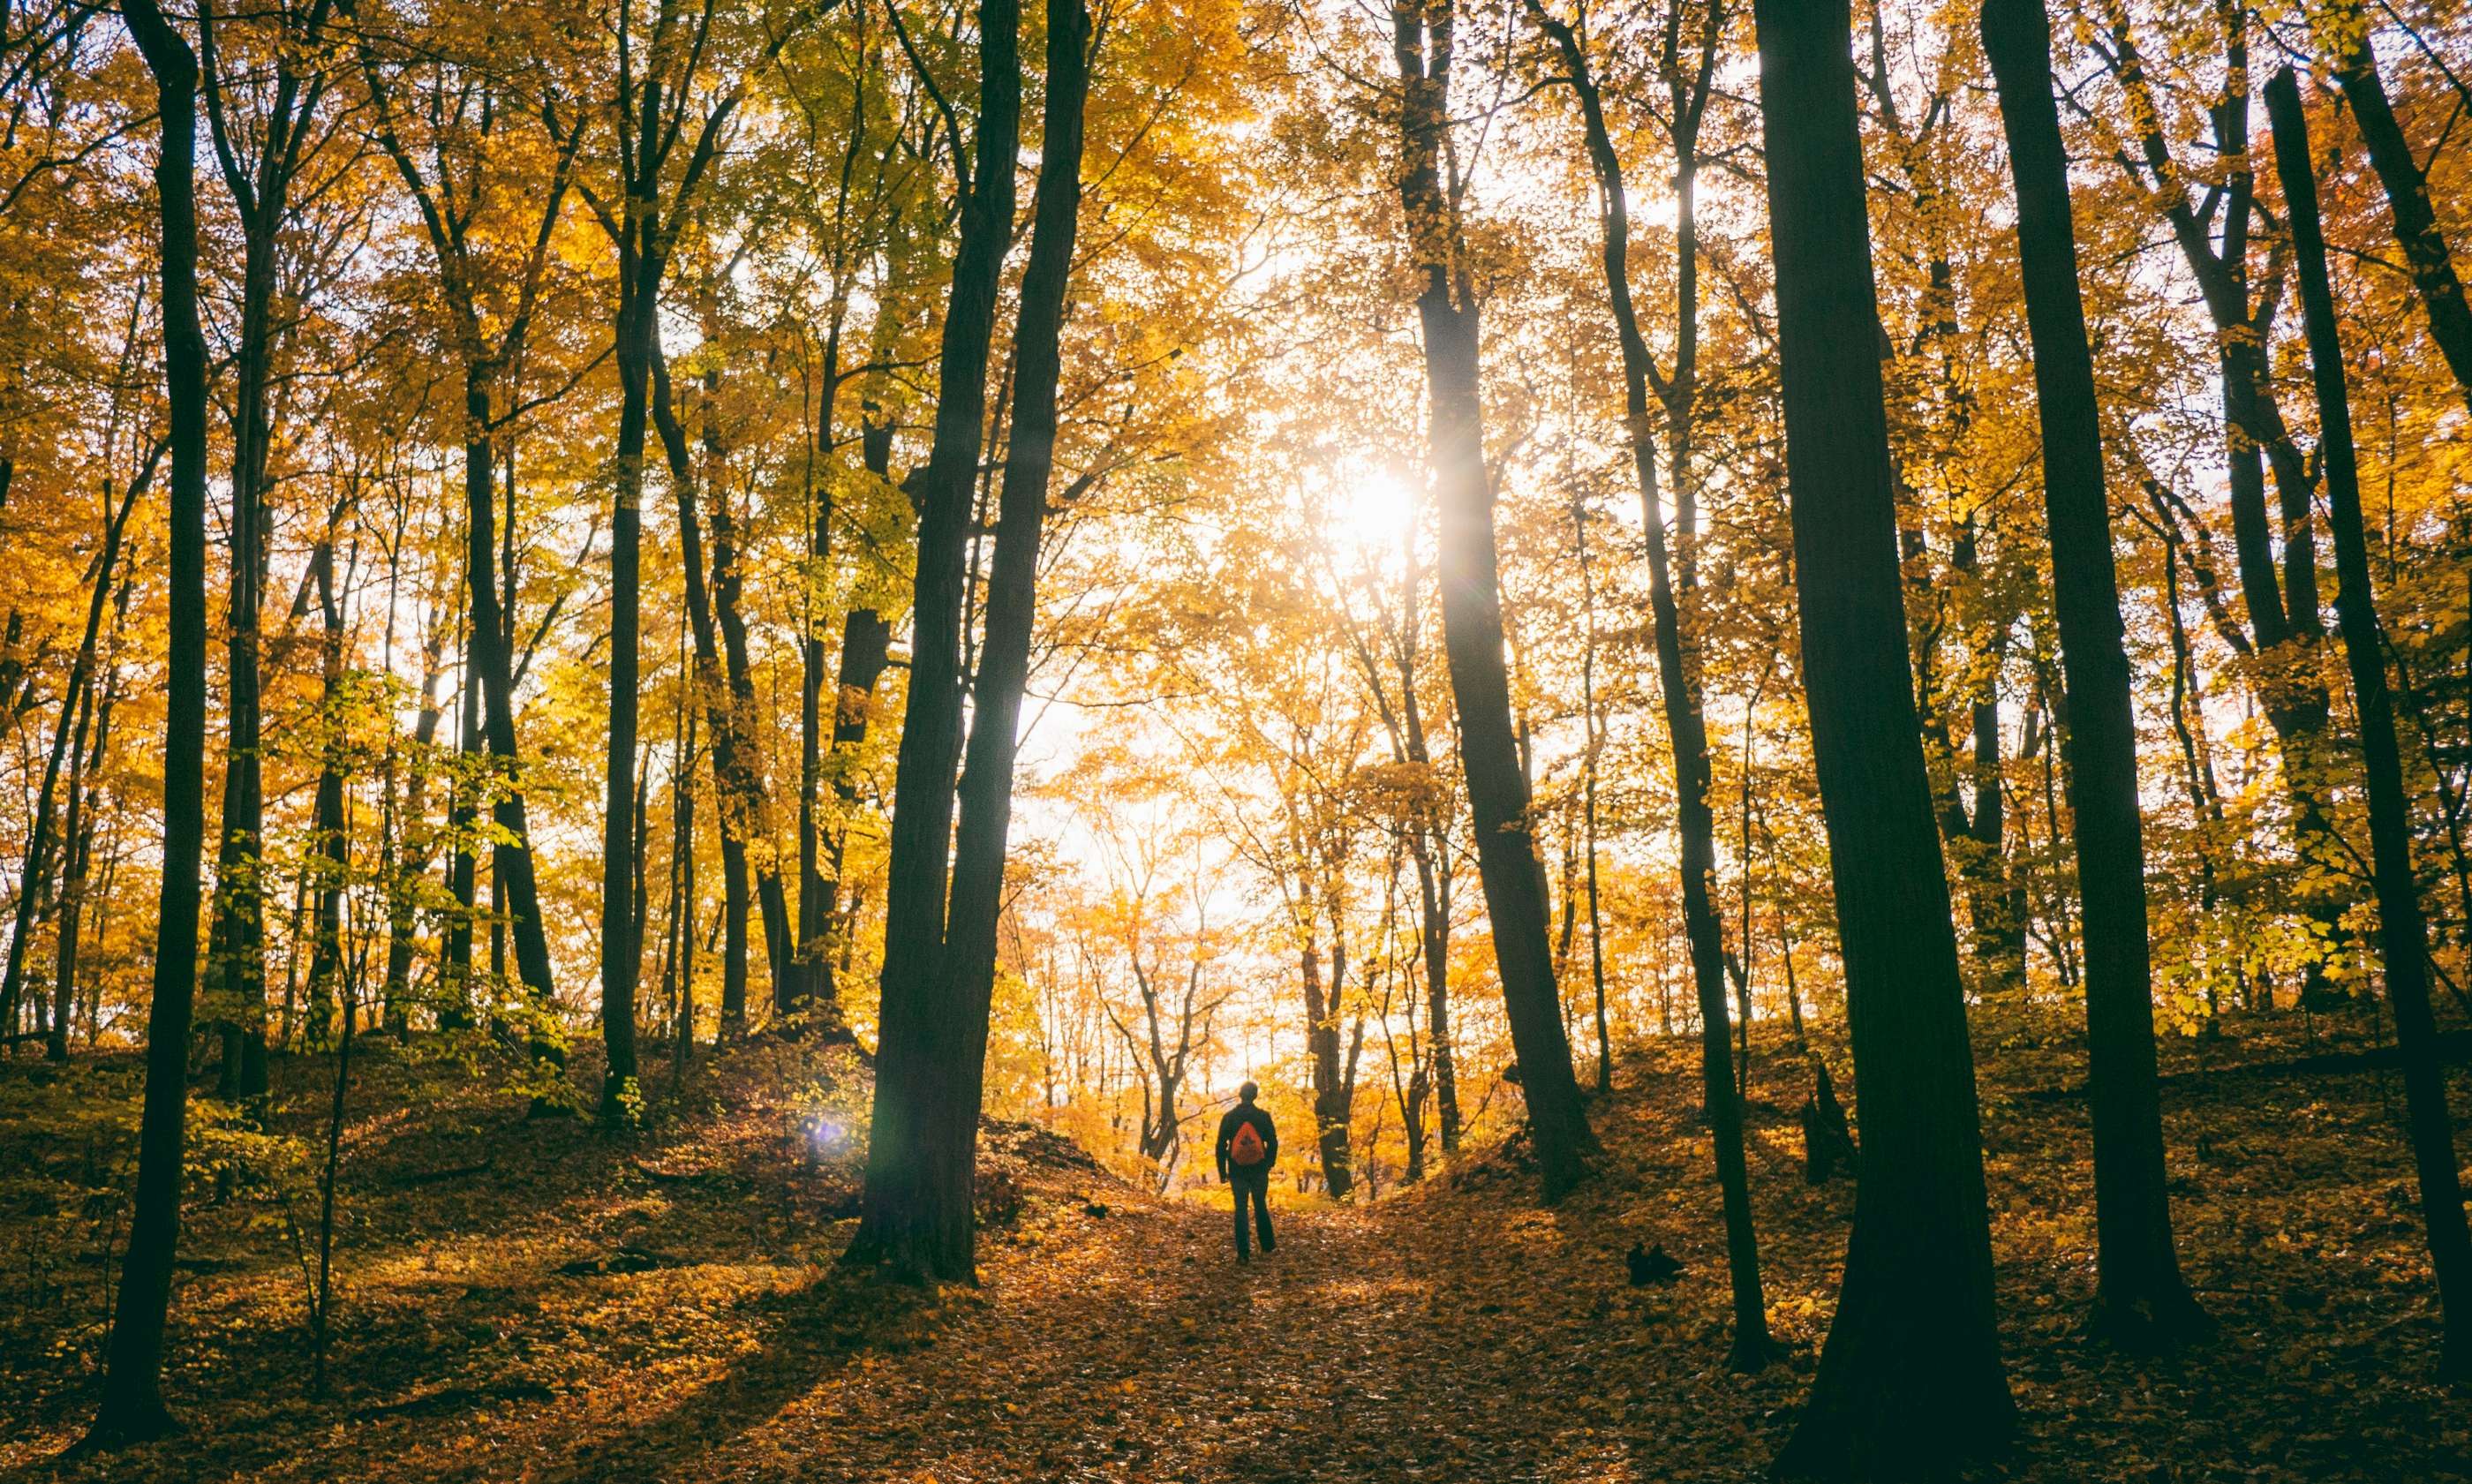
4;1004;2472;1482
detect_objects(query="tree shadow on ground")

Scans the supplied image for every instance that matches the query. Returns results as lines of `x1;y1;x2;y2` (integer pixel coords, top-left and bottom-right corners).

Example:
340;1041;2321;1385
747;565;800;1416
524;1259;933;1484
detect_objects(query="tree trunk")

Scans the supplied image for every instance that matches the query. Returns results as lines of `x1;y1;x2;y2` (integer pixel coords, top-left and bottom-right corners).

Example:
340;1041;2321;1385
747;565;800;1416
1413;832;1458;1152
706;388;796;1012
1392;0;1591;1200
2;477;135;1045
201;6;332;1098
853;0;1089;1278
207;249;272;1096
670;679;700;1071
646;348;792;1040
441;601;481;1030
2327;7;2472;415
456;373;561;1091
2268;67;2472;1380
1302;934;1354;1198
49;657;113;1063
86;3;208;1443
818;600;891;1007
1753;0;2015;1472
305;541;350;1047
848;0;1026;1282
1527;0;1771;1361
1984;0;2205;1348
1390;546;1459;1152
601;278;654;1115
2104;8;2345;966
51;727;107;1057
382;612;447;1033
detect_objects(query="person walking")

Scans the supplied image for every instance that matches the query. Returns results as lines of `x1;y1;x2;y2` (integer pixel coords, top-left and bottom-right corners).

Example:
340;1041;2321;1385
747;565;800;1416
1217;1081;1278;1262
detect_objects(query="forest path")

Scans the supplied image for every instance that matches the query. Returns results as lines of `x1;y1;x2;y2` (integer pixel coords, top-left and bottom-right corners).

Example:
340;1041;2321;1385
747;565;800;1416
649;1179;1692;1484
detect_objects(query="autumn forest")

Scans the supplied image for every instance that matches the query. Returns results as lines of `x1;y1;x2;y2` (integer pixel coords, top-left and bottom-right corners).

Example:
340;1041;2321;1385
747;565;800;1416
3;0;2471;1478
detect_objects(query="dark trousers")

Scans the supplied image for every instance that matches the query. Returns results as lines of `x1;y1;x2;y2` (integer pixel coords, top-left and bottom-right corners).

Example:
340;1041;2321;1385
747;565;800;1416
1230;1166;1274;1258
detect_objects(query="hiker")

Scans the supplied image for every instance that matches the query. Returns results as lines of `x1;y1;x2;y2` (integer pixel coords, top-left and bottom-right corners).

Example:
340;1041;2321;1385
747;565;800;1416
1216;1081;1278;1262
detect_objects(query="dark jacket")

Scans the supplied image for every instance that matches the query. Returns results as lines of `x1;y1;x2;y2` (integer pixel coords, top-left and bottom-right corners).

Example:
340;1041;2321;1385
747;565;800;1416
1216;1103;1277;1180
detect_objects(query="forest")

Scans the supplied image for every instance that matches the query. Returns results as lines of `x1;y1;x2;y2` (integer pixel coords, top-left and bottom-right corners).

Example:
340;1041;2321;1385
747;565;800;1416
2;0;2470;1477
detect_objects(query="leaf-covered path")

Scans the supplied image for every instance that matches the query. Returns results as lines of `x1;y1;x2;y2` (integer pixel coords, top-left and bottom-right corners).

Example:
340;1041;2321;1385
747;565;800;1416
646;1189;1702;1484
14;1016;2472;1484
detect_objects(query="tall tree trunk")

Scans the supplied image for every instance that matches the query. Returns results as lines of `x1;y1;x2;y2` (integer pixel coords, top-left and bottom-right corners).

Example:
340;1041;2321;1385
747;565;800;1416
1392;0;1592;1200
1389;539;1459;1151
50;659;116;1064
581;1;794;1114
805;401;902;1029
200;0;337;1095
1;715;62;1045
852;0;1088;1280
849;0;1026;1281
441;601;481;1030
1413;831;1458;1151
382;610;447;1033
645;350;788;1039
2100;9;2345;968
2325;6;2472;414
706;395;796;1010
30;679;92;1053
1985;0;2205;1348
305;540;349;1047
86;2;208;1443
1963;622;2023;985
2268;67;2472;1380
795;332;840;1021
457;373;561;1090
601;277;655;1116
1753;0;2015;1472
207;227;271;1096
1302;931;1354;1197
1;476;135;1043
820;606;891;1002
1527;0;1773;1362
670;673;700;1071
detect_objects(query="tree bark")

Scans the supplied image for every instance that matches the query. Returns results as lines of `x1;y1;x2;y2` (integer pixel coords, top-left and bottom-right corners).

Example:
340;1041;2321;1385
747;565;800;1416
441;602;481;1029
304;539;350;1048
1752;0;2015;1472
849;0;1027;1281
381;609;448;1033
1302;931;1355;1197
49;653;117;1063
2326;7;2472;415
706;362;798;1012
2268;66;2472;1381
602;266;655;1114
353;19;572;1050
854;0;1090;1277
1577;509;1609;1096
1527;0;1770;1360
1984;0;2205;1348
2097;9;2346;970
200;0;340;1101
2;475;137;1045
86;0;209;1443
1391;0;1592;1201
458;373;561;1086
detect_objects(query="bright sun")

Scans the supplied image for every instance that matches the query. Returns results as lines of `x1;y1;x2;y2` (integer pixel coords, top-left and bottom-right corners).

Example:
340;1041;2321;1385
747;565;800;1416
1333;468;1417;553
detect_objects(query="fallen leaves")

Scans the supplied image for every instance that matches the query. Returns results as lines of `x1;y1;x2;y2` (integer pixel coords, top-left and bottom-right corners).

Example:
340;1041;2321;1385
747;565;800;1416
5;1005;2470;1481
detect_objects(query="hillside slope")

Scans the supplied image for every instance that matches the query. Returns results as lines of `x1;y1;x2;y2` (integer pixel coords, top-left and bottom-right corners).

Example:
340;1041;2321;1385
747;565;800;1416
5;1008;2470;1481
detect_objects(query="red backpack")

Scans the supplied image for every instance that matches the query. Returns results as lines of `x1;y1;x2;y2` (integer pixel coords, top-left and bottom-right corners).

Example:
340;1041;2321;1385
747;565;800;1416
1229;1119;1267;1168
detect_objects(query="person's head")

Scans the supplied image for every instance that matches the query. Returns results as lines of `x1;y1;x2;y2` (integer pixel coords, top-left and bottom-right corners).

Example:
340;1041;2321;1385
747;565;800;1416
1239;1080;1259;1104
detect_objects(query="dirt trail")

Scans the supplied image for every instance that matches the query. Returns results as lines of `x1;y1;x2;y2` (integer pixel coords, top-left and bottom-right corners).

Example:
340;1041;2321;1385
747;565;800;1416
20;1018;2462;1484
633;1190;1679;1484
